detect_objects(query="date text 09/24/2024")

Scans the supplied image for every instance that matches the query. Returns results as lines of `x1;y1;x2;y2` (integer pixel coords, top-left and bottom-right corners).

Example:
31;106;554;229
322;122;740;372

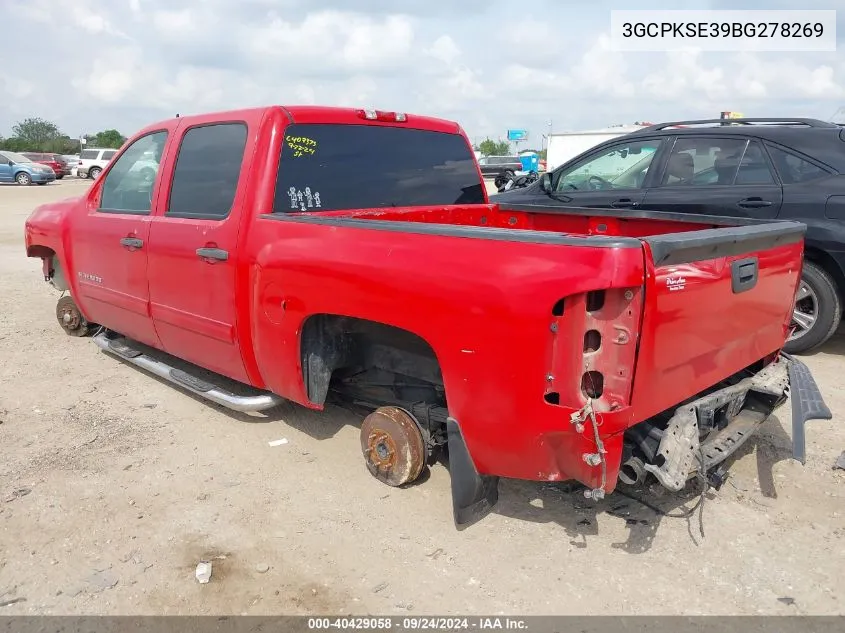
307;618;528;630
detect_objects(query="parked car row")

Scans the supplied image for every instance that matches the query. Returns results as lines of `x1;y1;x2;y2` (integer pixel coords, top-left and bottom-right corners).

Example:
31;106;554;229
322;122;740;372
0;151;58;185
0;147;120;184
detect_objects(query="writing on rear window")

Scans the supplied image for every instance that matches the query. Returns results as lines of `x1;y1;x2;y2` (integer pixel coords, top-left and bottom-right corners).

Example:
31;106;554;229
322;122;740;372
273;123;485;213
285;135;318;157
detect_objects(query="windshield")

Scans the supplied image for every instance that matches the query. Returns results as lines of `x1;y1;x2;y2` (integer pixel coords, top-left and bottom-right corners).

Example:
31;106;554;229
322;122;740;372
2;151;33;164
273;123;485;213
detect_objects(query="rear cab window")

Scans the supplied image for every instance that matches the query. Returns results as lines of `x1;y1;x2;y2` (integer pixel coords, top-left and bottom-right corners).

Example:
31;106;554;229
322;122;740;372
273;123;485;213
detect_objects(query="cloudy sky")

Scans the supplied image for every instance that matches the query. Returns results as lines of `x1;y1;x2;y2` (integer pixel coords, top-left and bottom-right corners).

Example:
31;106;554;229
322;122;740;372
2;0;843;147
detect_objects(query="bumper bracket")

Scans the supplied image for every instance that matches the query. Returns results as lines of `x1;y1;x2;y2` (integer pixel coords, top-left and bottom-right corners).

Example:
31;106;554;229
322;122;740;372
784;353;833;464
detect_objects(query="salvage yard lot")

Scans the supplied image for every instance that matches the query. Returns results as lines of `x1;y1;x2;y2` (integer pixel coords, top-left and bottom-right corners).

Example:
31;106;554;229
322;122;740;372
1;180;843;615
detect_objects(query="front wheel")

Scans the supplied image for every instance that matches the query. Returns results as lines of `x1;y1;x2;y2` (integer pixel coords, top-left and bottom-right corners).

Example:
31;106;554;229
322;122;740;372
784;261;841;354
15;172;32;185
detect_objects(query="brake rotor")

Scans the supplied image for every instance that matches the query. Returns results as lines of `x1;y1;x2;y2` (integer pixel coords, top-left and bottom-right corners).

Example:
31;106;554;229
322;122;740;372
360;406;426;487
56;295;89;337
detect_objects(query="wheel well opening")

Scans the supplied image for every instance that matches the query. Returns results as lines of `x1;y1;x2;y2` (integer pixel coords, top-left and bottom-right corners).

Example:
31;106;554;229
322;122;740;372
299;314;444;409
27;245;55;259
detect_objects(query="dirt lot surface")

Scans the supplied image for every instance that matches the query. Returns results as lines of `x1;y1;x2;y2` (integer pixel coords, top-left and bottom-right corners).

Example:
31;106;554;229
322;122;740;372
1;180;843;616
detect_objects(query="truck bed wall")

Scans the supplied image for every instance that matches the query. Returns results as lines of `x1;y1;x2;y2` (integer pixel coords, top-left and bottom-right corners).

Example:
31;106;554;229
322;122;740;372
296;203;761;240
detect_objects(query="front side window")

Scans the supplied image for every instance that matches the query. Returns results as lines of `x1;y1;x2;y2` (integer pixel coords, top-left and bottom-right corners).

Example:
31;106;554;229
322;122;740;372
100;131;168;214
273;123;484;213
554;139;662;192
166;122;248;219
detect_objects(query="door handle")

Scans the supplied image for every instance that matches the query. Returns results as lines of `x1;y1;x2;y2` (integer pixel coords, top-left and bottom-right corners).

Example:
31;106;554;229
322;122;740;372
737;198;773;208
196;247;229;262
120;237;143;249
610;198;638;208
732;257;758;293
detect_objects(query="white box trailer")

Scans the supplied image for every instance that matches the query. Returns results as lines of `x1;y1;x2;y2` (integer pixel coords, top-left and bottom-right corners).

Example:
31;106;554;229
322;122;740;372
546;125;647;171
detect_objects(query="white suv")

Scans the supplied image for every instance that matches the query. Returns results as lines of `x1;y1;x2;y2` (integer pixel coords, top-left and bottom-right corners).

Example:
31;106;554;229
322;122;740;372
77;148;118;179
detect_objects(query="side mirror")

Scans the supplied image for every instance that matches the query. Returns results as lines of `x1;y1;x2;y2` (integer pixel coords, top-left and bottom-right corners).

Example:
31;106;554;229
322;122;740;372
7;160;14;166
539;172;552;192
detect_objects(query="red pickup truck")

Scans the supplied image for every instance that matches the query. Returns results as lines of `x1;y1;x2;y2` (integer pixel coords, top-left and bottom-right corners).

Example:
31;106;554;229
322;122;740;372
24;105;831;527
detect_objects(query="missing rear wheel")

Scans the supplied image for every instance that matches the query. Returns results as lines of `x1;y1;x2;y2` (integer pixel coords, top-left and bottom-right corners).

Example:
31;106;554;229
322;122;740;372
360;406;426;487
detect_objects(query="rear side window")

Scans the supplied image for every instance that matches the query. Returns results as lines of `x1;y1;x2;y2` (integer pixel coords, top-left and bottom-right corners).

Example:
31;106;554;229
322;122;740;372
273;123;484;213
167;122;248;219
80;150;98;160
765;145;831;184
663;137;776;186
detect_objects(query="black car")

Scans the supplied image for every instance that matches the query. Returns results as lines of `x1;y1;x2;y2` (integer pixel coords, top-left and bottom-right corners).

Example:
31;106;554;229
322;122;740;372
477;155;523;179
492;117;845;354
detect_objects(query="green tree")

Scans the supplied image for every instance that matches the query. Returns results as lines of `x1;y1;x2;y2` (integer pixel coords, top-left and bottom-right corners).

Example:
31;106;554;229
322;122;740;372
0;137;29;152
11;117;62;149
478;138;511;156
91;129;126;149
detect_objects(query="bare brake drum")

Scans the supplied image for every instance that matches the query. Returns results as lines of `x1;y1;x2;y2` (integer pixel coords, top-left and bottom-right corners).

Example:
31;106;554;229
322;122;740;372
360;406;427;487
56;295;92;337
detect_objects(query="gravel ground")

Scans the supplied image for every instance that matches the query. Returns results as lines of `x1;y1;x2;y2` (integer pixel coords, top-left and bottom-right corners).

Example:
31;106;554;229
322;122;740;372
0;179;843;615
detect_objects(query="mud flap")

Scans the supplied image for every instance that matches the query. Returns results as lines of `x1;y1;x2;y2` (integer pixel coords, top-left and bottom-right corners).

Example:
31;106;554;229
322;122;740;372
783;353;833;464
446;418;499;529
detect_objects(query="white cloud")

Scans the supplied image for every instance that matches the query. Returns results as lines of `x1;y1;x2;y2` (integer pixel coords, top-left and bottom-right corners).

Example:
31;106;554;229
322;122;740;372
427;35;461;65
3;0;845;141
247;11;415;74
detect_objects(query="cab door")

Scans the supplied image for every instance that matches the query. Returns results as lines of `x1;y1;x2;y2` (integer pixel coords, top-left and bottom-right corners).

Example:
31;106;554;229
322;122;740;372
68;127;176;348
640;136;783;219
146;118;254;383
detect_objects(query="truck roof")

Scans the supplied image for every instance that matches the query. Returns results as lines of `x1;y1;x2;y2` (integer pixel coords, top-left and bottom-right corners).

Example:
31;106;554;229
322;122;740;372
140;105;463;136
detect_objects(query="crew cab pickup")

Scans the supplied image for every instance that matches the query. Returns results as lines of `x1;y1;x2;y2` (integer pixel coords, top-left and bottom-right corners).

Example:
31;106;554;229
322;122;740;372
24;105;832;527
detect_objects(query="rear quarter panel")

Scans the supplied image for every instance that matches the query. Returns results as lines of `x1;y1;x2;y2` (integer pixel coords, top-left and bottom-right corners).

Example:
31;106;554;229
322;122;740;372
244;215;646;483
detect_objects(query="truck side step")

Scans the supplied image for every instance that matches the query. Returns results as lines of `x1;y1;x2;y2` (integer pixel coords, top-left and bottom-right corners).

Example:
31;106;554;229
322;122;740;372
92;332;285;413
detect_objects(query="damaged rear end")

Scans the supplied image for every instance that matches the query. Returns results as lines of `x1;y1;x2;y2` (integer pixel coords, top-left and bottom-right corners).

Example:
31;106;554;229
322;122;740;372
619;222;832;492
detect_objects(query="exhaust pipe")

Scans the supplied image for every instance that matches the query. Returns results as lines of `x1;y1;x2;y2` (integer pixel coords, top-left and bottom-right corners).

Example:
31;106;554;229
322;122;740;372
93;333;284;413
618;456;647;486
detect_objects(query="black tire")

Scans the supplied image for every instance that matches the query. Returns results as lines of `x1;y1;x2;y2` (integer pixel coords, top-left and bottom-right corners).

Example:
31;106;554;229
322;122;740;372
15;172;32;185
783;261;841;354
494;170;514;190
89;166;102;179
56;175;64;180
36;182;47;186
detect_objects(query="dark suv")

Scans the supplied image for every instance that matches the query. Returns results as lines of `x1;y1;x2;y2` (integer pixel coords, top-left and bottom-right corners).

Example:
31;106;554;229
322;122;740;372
492;118;845;354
